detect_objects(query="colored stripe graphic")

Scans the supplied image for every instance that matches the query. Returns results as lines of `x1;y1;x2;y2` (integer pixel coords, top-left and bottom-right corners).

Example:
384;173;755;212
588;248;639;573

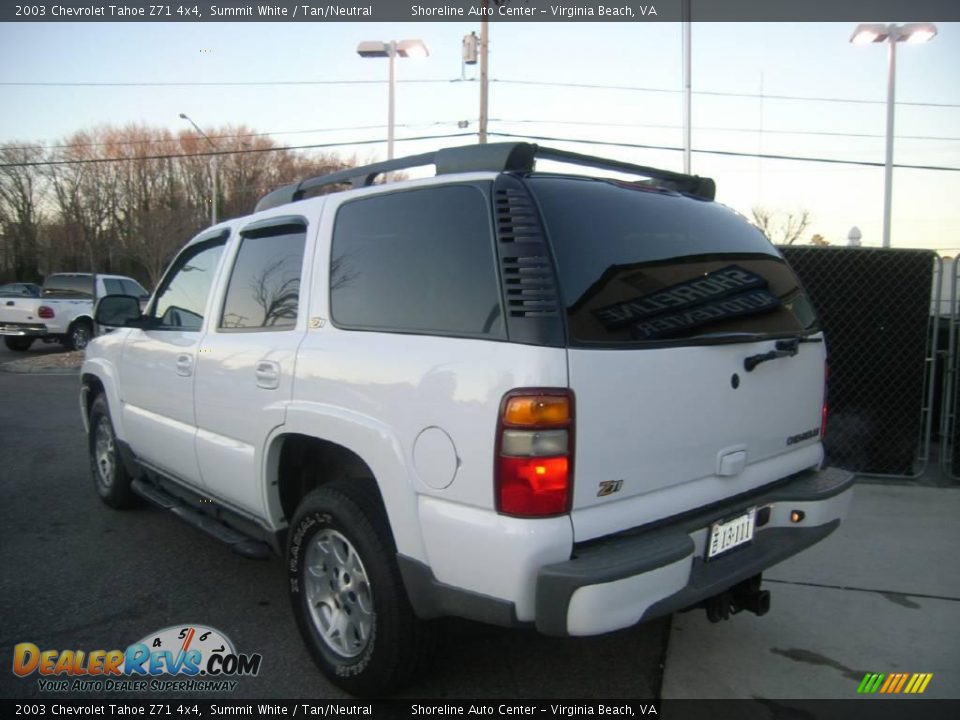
858;673;885;693
858;672;933;694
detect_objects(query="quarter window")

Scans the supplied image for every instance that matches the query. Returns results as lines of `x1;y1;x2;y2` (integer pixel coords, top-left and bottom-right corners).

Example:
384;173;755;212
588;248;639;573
330;185;504;339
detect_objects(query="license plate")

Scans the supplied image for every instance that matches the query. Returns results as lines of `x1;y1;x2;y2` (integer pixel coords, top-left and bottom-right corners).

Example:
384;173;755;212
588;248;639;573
706;508;756;559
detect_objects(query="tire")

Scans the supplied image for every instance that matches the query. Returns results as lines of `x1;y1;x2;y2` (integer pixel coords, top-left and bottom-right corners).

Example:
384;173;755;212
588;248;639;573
66;320;93;351
287;480;436;697
88;394;137;509
4;336;34;352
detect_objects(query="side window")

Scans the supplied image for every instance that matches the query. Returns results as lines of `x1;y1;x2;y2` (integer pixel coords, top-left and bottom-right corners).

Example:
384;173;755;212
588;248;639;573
220;227;306;330
103;279;124;296
121;279;148;297
330;185;504;339
152;240;226;331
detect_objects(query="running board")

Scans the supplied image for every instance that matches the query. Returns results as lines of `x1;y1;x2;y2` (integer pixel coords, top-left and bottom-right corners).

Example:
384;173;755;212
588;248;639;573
131;478;272;560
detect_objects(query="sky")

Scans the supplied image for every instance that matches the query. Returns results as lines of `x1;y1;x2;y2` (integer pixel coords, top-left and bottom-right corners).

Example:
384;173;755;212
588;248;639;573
1;20;959;254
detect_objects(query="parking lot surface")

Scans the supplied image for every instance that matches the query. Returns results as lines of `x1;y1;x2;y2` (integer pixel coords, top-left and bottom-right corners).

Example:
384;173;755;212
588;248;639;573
663;482;960;699
0;371;668;699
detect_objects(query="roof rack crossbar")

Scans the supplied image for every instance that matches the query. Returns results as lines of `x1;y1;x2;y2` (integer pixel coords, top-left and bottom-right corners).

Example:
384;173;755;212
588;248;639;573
254;142;714;212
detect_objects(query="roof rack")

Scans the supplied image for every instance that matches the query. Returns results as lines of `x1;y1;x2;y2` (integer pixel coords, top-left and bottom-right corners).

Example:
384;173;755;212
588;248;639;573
254;142;715;213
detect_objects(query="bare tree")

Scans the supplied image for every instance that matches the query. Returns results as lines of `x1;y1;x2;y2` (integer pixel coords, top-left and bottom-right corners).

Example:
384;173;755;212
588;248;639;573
750;207;811;245
0;144;46;281
253;256;300;326
46;129;122;274
1;122;361;288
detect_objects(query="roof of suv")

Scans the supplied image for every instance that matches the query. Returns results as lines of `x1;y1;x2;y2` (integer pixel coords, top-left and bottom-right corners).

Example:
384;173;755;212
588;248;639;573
254;142;716;214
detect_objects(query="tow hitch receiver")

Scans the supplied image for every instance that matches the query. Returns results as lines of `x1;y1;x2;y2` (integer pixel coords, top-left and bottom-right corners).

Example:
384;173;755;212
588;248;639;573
702;574;771;622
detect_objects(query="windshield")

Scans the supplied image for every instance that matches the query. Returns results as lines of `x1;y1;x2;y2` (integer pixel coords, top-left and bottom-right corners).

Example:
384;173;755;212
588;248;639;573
527;176;819;346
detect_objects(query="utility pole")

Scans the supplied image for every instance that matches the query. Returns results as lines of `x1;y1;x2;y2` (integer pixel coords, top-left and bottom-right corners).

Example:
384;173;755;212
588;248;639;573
479;19;489;144
681;0;692;174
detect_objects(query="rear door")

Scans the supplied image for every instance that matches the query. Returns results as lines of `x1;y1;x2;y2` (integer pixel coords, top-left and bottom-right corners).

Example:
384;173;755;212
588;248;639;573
527;177;825;540
193;216;310;518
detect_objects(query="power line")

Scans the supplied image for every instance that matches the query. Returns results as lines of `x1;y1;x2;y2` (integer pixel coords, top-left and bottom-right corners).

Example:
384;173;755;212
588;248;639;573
3;129;958;173
0;133;475;169
0;79;458;87
3;75;959;109
492;118;960;143
491;79;960;110
6;116;958;156
1;121;464;152
486;132;960;172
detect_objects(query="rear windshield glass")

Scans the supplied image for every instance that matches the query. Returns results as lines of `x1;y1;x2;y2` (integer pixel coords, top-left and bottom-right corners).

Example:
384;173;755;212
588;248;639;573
43;275;94;298
527;177;818;346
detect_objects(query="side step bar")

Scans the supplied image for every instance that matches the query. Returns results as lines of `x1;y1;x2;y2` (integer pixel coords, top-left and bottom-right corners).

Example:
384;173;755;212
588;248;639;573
132;478;272;560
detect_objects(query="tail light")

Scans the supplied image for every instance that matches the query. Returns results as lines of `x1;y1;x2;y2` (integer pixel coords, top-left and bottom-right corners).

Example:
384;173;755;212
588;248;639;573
38;306;55;319
820;363;829;439
495;389;574;517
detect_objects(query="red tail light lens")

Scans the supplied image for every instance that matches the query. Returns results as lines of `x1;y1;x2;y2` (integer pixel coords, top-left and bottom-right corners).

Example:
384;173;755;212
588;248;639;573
38;306;55;319
495;389;574;518
497;457;570;516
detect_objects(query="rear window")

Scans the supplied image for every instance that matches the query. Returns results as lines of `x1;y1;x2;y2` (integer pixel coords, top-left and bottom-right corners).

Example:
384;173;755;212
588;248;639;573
528;177;818;346
43;275;94;298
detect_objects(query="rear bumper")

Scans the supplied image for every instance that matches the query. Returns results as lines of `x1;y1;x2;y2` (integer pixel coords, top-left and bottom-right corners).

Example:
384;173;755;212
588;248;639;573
535;466;854;636
0;322;48;337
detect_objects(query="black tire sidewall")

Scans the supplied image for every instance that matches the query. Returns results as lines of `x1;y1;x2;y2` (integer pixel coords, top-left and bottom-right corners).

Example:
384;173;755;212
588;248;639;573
287;487;402;695
69;322;92;351
88;395;133;507
4;336;33;352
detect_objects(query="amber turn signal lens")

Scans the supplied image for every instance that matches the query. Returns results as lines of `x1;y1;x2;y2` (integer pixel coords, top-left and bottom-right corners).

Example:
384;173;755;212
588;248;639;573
503;395;571;427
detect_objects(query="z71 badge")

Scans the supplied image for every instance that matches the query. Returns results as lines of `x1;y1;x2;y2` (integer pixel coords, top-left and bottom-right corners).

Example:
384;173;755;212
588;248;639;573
597;480;624;497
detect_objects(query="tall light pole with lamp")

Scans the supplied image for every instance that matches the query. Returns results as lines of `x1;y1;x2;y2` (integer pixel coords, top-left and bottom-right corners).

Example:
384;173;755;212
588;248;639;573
850;22;937;249
356;39;429;160
179;112;219;225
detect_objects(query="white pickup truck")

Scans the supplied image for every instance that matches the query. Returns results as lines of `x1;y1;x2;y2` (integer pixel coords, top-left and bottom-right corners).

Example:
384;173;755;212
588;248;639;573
0;272;148;352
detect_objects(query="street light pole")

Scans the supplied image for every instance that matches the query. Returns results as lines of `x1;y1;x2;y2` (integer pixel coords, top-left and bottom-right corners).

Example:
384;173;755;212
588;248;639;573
850;22;937;249
681;0;691;174
179;112;218;225
479;20;489;144
388;41;396;159
357;39;429;161
882;32;897;250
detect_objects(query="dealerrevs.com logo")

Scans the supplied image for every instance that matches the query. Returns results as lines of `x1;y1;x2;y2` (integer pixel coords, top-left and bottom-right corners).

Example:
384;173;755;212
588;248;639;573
12;624;262;693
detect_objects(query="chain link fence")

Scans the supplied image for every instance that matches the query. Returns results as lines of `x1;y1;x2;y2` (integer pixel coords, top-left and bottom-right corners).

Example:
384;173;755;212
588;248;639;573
941;259;960;481
779;247;941;478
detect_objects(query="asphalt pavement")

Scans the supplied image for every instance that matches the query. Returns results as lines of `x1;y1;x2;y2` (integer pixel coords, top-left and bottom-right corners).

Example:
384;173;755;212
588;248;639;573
0;370;668;700
3;349;957;702
662;480;960;699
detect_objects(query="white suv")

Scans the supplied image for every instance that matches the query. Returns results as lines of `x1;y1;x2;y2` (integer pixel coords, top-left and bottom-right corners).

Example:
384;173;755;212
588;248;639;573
81;143;853;696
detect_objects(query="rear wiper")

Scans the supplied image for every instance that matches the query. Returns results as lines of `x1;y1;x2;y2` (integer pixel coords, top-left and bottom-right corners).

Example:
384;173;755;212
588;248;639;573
743;336;820;372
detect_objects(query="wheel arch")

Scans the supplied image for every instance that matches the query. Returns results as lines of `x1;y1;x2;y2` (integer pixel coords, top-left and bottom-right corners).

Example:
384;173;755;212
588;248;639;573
80;361;126;441
265;408;426;563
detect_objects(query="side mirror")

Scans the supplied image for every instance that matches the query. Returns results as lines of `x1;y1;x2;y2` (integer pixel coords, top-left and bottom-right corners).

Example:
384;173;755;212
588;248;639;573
95;294;143;327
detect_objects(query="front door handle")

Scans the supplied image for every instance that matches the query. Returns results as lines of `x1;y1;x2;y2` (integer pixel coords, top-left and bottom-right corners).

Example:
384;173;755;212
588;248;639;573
255;360;280;390
176;354;193;377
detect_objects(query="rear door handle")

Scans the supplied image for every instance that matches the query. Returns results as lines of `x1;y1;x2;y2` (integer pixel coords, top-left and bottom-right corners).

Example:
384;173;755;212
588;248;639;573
255;360;280;390
176;354;193;377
